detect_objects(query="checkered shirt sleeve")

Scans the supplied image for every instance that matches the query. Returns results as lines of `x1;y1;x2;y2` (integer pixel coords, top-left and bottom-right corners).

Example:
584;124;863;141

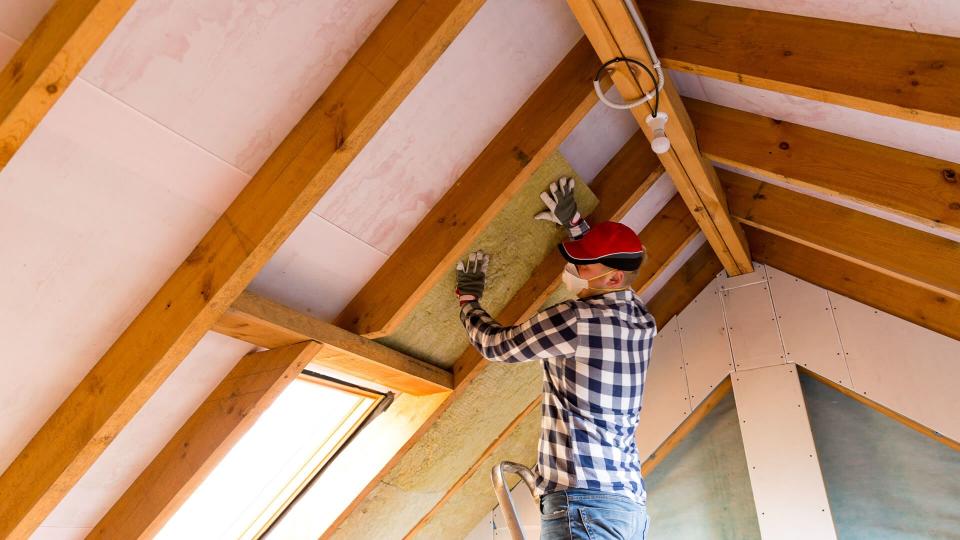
459;301;579;363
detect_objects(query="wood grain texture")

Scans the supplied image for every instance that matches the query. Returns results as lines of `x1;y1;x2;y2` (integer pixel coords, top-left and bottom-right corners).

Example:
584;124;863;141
723;171;960;301
799;368;960;453
631;193;699;295
747;227;960;342
88;341;323;540
326;132;662;538
647;242;722;330
687;98;960;236
335;37;603;338
214;292;452;395
566;0;752;276
639;0;960;130
0;1;483;536
641;375;732;477
0;0;136;168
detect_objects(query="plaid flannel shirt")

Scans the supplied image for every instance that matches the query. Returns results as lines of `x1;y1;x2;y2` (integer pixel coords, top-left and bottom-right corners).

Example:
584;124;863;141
458;221;657;503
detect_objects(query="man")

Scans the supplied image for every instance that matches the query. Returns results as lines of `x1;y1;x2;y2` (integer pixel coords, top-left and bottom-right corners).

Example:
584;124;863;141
455;177;656;540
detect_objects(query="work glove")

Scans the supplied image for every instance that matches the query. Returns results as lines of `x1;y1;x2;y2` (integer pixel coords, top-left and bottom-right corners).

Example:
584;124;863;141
455;250;490;305
535;177;581;227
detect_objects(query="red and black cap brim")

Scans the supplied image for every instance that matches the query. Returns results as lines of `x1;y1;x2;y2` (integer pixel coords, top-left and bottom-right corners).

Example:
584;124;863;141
558;242;646;271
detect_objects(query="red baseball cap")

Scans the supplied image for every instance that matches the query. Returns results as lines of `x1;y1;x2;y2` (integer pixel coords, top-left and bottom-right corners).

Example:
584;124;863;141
559;221;646;270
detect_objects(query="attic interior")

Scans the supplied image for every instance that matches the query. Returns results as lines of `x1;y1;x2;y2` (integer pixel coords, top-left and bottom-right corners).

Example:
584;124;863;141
0;0;958;539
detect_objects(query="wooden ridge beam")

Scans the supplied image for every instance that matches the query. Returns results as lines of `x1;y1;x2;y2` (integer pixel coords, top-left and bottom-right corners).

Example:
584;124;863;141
647;241;722;330
638;0;960;130
88;341;323;540
327;130;662;537
213;292;452;395
0;1;484;536
406;230;725;537
566;0;752;276
723;171;960;302
746;227;960;342
0;0;136;168
335;37;604;338
686;98;960;237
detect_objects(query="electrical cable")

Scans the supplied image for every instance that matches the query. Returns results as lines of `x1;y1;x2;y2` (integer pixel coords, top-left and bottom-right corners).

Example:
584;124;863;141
593;56;660;114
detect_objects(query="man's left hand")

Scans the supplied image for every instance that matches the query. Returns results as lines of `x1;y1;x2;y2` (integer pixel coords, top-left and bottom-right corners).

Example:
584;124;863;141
456;251;489;305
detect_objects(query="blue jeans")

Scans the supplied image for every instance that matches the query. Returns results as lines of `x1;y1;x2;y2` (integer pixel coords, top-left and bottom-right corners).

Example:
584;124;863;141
540;488;649;540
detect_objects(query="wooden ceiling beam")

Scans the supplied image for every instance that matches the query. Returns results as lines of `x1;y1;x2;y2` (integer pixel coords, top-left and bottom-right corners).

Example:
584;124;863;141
213;292;452;395
686;98;960;237
335;37;604;338
88;341;324;540
0;1;483;536
0;0;136;169
746;227;960;342
723;171;960;302
638;0;960;130
327;129;663;537
566;0;752;276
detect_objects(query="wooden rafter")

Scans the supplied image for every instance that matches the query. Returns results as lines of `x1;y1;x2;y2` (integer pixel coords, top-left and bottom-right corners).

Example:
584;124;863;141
723;171;960;302
327;130;663;537
638;0;960;130
0;0;136;168
747;227;960;342
566;0;752;276
0;1;484;536
335;37;604;338
630;193;699;296
687;98;960;237
213;292;452;395
88;341;324;540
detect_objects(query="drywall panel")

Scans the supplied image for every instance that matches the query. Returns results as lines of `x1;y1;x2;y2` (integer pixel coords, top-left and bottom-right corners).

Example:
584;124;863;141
830;293;960;443
637;318;691;461
801;374;960;540
313;0;583;254
700;0;960;38
766;268;850;384
732;364;836;540
0;0;55;41
718;261;766;290
0;79;249;474
40;332;254;532
645;393;760;539
560;87;639;184
249;213;387;321
721;280;785;371
677;278;733;407
83;0;397;174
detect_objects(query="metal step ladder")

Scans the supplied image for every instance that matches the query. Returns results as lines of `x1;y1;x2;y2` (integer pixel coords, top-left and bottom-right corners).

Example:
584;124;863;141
490;461;537;540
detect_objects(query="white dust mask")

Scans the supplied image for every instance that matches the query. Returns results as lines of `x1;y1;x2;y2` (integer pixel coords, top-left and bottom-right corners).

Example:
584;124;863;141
562;263;590;292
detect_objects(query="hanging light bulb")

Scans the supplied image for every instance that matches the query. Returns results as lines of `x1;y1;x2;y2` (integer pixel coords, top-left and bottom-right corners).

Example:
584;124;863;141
646;113;670;154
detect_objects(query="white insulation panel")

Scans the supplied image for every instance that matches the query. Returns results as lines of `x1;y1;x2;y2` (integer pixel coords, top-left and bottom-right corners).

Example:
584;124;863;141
677;277;733;407
722;280;785;371
829;293;960;443
733;364;837;540
637;318;691;462
765;268;850;384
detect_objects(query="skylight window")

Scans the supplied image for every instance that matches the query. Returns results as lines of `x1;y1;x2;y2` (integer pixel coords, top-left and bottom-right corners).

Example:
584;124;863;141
157;373;382;540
